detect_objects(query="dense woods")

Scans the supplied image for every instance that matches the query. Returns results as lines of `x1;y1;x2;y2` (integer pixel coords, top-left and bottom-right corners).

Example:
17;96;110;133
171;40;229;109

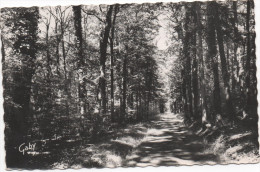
2;3;163;167
168;0;257;132
1;0;258;169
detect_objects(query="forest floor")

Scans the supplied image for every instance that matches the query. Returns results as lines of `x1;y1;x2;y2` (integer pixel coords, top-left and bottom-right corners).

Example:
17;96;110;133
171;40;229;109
21;112;259;169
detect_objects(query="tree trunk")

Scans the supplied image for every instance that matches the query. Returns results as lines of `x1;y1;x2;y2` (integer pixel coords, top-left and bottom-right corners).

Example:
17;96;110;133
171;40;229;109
60;20;70;118
181;69;188;119
121;46;127;122
196;2;208;126
45;19;53;110
110;5;119;122
73;5;85;116
1;35;6;87
183;5;193;121
46;22;51;80
214;2;235;123
1;35;5;63
191;4;199;120
55;19;60;75
232;1;239;92
207;2;221;119
245;0;251;115
251;32;257;120
73;5;84;65
100;5;113;115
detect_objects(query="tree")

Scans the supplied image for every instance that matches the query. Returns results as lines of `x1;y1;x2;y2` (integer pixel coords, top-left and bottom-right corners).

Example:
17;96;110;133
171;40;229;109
191;3;199;120
99;5;113;114
214;2;235;123
231;1;239;92
206;2;221;120
110;5;119;122
245;0;251;117
195;2;208;126
183;4;193;121
3;7;39;167
73;5;86;116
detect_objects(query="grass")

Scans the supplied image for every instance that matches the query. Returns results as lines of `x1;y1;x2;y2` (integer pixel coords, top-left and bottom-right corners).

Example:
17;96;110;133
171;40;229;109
51;121;151;168
202;128;260;164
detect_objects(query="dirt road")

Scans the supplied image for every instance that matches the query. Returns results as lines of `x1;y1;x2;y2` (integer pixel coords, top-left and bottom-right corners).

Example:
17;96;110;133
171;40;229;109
50;112;220;168
124;112;219;167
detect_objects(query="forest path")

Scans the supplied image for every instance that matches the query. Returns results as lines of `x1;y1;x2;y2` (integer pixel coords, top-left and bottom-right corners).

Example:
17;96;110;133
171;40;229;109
51;112;221;168
124;112;220;167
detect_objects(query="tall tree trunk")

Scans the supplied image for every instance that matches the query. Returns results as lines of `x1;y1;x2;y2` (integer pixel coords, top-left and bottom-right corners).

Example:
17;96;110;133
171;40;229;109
181;69;188;118
55;20;60;75
191;3;199;120
145;60;152;120
196;2;208;126
183;4;193;121
129;67;134;109
214;2;235;123
232;1;239;92
61;23;67;80
1;35;6;88
245;0;251;115
110;5;119;122
251;32;257;120
45;18;53;110
100;5;113;114
73;5;85;116
73;5;84;65
207;2;221;119
60;21;70;118
121;46;128;122
46;22;51;80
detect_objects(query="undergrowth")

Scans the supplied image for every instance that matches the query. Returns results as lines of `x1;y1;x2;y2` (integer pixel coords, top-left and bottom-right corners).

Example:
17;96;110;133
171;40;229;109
188;120;260;164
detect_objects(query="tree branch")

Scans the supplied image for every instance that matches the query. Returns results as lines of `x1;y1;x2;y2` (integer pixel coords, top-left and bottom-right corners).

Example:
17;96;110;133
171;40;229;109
82;8;105;23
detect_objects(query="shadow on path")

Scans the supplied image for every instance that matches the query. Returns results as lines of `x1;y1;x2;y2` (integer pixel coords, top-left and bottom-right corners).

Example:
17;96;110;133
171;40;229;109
124;112;220;167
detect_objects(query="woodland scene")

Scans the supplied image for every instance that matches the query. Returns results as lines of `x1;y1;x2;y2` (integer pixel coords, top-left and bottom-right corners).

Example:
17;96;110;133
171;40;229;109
1;0;259;169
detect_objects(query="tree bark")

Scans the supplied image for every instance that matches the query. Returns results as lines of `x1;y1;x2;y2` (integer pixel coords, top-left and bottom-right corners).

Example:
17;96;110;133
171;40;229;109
46;20;51;80
1;35;5;63
207;2;221;118
45;15;53;110
245;0;251;115
55;19;60;75
196;2;208;125
183;4;193;121
191;3;199;120
214;2;235;122
110;5;119;122
121;45;128;122
181;69;188;118
232;1;239;91
60;17;70;118
1;35;7;89
100;5;113;114
73;5;86;116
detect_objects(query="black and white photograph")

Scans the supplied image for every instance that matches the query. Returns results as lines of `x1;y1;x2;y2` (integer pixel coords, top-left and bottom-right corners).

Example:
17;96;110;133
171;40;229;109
0;0;259;170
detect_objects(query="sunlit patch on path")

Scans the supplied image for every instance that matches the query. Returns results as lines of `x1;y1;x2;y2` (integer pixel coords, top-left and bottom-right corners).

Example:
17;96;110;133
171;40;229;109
124;112;219;167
